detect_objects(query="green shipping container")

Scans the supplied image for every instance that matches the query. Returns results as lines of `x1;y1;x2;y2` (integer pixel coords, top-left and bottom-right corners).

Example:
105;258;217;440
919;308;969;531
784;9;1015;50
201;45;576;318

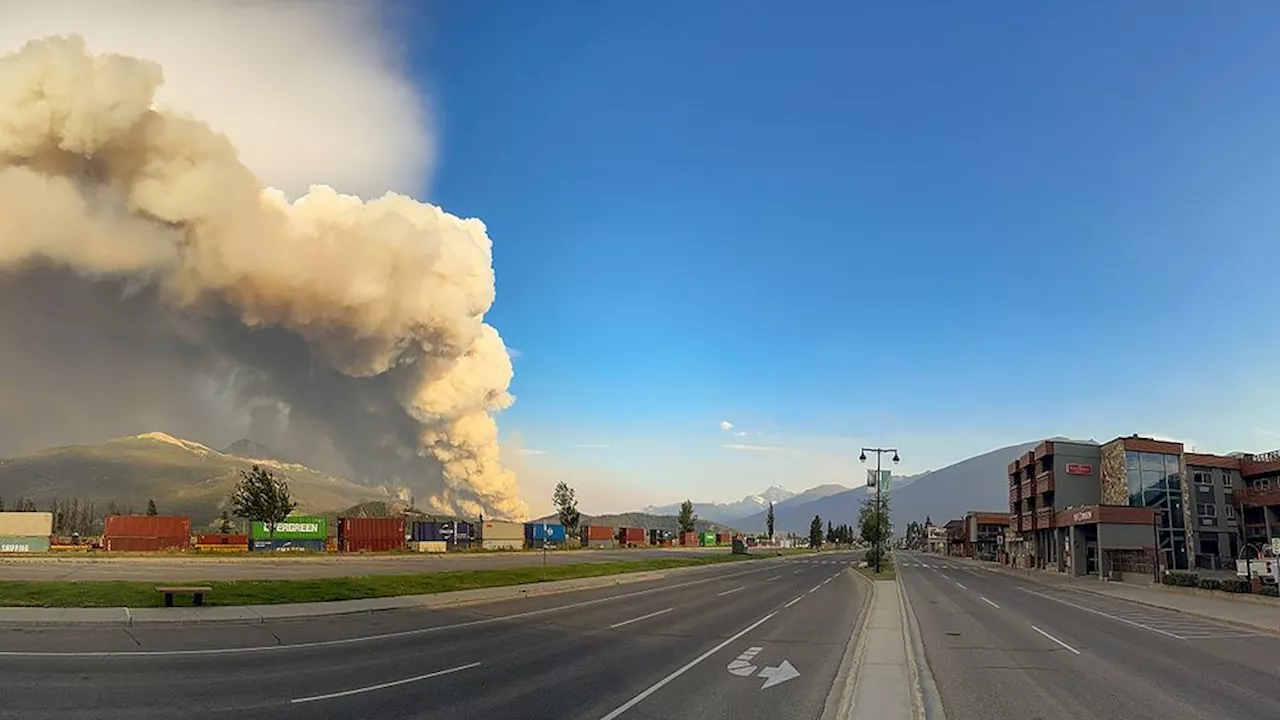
250;516;327;540
700;532;716;546
0;536;51;553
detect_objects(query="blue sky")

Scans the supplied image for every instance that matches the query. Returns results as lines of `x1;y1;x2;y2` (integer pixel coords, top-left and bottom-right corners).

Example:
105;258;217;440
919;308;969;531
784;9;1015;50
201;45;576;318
407;1;1280;514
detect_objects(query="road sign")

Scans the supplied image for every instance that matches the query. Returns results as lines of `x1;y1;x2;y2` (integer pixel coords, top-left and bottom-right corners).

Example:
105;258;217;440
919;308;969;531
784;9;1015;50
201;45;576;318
725;646;800;689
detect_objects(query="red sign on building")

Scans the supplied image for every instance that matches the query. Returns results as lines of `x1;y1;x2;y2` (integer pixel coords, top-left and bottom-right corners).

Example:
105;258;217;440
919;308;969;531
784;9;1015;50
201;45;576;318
1066;463;1093;476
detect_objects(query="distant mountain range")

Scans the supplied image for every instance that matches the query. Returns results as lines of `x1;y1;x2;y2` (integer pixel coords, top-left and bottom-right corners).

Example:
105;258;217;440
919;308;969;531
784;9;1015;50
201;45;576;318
0;432;392;529
731;441;1044;535
642;486;796;524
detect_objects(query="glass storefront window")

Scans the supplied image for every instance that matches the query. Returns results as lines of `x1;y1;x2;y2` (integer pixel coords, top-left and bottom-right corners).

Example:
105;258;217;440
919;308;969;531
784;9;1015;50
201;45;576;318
1140;452;1164;471
1165;454;1181;475
1141;469;1164;492
1126;451;1140;470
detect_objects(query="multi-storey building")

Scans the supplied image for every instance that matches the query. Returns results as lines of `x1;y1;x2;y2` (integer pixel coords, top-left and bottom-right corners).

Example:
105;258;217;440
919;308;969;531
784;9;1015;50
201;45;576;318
1007;434;1280;576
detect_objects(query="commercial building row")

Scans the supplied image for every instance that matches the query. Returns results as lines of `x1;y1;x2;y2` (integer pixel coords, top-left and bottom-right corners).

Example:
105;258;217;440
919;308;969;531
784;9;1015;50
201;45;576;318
1008;435;1280;576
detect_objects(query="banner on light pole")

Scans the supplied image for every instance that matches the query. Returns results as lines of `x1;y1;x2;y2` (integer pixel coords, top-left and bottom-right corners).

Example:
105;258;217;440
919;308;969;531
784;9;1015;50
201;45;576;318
866;469;892;493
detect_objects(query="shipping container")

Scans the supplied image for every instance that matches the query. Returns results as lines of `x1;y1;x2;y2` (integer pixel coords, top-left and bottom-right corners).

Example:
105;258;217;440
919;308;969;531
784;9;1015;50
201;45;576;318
0;536;50;553
481;538;521;550
249;516;327;540
104;515;191;539
105;536;189;552
480;520;523;541
716;532;731;545
249;539;326;552
680;531;699;546
195;534;248;546
410;540;448;553
451;521;475;542
410;521;444;542
524;523;567;545
0;512;53;537
338;518;405;552
581;525;614;541
648;529;673;546
617;527;646;547
700;531;716;547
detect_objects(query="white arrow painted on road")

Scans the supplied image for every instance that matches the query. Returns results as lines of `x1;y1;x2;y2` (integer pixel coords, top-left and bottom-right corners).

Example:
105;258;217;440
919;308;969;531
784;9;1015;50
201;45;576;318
757;659;800;689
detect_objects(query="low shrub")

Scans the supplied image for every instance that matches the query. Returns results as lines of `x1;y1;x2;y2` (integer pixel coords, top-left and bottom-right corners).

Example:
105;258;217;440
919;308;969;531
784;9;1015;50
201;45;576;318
1162;571;1200;587
1260;585;1279;597
1219;578;1252;594
1197;578;1222;591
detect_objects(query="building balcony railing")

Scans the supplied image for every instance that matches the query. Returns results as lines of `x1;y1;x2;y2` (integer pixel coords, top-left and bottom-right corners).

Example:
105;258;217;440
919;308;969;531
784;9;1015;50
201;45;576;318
1235;486;1280;507
1035;507;1054;528
1034;474;1055;495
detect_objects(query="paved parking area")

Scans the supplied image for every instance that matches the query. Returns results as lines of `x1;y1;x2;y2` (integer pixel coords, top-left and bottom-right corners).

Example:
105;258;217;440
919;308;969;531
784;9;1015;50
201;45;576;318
1017;584;1263;640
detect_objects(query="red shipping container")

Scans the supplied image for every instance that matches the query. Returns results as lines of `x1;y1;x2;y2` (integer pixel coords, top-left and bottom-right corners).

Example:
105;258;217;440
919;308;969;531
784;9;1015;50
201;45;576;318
104;536;188;551
582;525;613;541
341;537;404;552
104;515;191;538
680;531;699;546
716;532;730;544
338;518;405;552
195;534;248;546
617;527;645;546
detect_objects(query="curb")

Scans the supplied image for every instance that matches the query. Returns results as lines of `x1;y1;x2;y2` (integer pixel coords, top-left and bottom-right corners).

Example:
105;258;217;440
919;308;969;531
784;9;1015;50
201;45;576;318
954;557;1280;637
821;568;876;720
0;556;788;627
897;569;946;720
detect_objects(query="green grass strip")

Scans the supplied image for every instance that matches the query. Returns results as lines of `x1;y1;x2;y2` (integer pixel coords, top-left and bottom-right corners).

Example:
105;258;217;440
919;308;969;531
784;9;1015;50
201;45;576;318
0;553;758;608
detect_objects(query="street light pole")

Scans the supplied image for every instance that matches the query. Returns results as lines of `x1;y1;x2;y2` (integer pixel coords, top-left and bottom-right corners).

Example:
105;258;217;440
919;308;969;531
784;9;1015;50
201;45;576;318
860;446;900;574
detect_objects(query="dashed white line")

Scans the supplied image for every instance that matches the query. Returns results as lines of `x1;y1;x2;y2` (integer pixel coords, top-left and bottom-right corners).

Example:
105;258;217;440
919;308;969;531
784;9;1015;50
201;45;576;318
716;586;745;597
609;607;674;629
792;569;805;574
809;584;821;593
598;612;777;720
821;577;833;585
980;596;1000;609
954;581;967;590
765;575;781;582
291;661;482;703
1030;625;1081;655
784;596;804;608
1018;588;1185;640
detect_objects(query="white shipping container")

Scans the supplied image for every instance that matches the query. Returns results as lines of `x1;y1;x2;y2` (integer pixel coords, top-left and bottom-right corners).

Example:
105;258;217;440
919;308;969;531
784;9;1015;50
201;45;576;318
481;521;524;541
0;512;53;537
481;538;521;551
410;541;448;553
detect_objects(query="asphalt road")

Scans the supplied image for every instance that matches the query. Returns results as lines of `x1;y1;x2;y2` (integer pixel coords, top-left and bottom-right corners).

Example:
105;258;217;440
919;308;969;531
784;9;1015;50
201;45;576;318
897;551;1280;720
0;547;732;581
0;552;867;719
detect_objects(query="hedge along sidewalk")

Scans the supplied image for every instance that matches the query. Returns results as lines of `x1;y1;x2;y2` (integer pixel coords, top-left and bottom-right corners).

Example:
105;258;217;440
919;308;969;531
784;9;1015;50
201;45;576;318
0;553;763;625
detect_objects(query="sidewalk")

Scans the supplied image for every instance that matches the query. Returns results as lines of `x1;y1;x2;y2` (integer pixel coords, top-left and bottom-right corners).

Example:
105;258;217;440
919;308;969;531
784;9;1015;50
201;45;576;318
946;555;1280;634
841;580;915;720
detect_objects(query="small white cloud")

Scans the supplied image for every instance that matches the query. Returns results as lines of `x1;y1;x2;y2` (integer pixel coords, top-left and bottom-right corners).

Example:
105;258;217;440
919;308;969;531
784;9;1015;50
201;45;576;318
570;444;609;449
520;448;548;456
507;347;523;359
719;420;734;432
723;443;784;452
732;431;748;437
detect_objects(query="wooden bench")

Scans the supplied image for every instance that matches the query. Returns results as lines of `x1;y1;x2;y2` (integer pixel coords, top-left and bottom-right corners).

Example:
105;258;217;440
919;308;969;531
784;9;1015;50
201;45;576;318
156;586;212;607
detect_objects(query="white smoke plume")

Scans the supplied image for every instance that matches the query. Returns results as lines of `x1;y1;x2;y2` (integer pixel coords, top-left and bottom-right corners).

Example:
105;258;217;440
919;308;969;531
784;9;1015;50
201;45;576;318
0;35;528;519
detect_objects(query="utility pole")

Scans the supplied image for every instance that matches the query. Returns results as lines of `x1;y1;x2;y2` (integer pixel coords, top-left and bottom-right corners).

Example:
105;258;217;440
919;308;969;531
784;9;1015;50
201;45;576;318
860;446;900;574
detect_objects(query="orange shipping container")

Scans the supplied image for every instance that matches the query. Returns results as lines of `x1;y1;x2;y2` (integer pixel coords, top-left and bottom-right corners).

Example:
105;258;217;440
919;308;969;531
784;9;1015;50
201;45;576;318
338;518;405;541
680;531;699;546
582;525;614;541
104;515;191;538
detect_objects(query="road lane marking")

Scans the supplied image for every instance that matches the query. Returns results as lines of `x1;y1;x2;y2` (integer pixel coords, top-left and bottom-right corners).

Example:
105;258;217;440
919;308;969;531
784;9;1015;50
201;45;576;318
610;607;675;629
598;612;777;720
764;575;781;582
717;586;745;597
821;577;832;585
792;569;805;574
980;596;1000;609
1017;588;1185;640
809;584;821;593
0;561;783;658
940;573;950;580
290;661;481;704
954;581;967;590
784;596;803;608
1030;625;1080;655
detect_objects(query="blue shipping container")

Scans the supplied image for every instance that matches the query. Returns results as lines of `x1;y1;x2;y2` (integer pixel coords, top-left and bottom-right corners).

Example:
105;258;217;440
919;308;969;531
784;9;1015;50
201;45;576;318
449;521;475;540
249;539;326;553
524;523;567;544
411;521;444;542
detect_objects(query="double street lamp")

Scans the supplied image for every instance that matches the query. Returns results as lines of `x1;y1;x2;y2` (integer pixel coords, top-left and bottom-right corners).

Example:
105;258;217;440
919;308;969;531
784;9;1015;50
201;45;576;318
860;446;899;573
